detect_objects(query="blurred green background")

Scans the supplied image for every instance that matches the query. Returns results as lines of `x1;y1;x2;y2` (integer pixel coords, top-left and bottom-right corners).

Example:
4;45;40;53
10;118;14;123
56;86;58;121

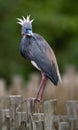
0;0;78;82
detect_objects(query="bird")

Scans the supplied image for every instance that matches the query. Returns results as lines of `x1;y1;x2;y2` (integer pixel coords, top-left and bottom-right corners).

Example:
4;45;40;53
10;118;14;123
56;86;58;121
17;15;61;102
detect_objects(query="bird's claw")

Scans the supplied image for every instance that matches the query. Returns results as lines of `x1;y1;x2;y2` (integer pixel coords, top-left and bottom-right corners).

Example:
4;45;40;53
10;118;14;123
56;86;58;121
22;97;43;113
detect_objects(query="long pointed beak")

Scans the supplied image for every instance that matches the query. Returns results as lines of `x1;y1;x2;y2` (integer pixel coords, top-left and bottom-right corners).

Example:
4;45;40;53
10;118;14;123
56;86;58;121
27;30;33;36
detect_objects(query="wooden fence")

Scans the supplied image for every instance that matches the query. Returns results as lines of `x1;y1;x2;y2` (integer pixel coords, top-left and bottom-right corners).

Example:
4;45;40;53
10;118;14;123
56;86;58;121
0;95;78;130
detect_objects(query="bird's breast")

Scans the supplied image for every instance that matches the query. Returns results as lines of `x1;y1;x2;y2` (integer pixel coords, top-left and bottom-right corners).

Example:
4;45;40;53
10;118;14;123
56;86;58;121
20;37;31;60
20;36;36;61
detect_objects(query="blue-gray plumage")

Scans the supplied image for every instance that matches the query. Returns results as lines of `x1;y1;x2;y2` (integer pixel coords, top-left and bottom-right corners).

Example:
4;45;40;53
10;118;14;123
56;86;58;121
17;15;61;102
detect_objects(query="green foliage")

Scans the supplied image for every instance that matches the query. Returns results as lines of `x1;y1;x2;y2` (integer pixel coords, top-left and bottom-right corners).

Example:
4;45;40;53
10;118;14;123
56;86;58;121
0;0;78;80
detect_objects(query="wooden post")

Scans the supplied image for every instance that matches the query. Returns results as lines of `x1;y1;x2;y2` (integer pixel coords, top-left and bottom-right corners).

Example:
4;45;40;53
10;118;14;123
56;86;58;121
9;95;22;130
33;113;44;122
24;99;44;130
33;113;44;130
66;100;78;129
58;122;69;130
0;106;2;130
1;109;10;130
66;100;78;118
34;121;44;130
25;99;34;130
16;112;22;129
44;99;57;130
69;118;78;130
17;111;27;130
0;96;5;130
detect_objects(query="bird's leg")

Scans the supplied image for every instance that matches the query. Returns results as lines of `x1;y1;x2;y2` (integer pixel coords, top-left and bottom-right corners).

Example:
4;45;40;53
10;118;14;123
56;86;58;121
36;73;48;102
21;73;47;112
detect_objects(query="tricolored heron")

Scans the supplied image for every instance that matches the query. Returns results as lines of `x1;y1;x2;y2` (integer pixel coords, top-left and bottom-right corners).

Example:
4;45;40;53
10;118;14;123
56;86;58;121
17;15;61;102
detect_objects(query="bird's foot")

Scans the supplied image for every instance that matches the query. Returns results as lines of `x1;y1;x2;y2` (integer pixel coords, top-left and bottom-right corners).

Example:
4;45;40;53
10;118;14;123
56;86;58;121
22;97;43;112
22;97;42;103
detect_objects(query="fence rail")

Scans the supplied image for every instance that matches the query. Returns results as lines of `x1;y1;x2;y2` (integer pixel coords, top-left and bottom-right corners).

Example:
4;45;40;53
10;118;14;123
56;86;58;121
0;95;78;130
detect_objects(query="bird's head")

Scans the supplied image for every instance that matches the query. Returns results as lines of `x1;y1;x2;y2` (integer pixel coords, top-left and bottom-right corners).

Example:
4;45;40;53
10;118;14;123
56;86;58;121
17;15;34;36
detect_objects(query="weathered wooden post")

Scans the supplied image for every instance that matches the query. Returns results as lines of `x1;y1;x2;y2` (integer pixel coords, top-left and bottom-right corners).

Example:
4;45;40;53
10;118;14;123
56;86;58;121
0;96;5;130
66;100;78;130
9;95;22;130
58;122;69;130
17;111;27;130
0;103;2;130
1;109;10;130
44;99;57;130
24;99;44;130
33;113;44;130
34;121;44;130
66;100;78;118
24;99;34;130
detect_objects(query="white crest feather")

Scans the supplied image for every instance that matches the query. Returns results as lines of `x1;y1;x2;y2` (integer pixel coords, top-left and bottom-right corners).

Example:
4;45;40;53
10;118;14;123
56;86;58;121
17;15;34;26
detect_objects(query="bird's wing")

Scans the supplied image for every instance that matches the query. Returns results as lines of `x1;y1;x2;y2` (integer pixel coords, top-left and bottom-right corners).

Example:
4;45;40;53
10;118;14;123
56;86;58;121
30;33;61;85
